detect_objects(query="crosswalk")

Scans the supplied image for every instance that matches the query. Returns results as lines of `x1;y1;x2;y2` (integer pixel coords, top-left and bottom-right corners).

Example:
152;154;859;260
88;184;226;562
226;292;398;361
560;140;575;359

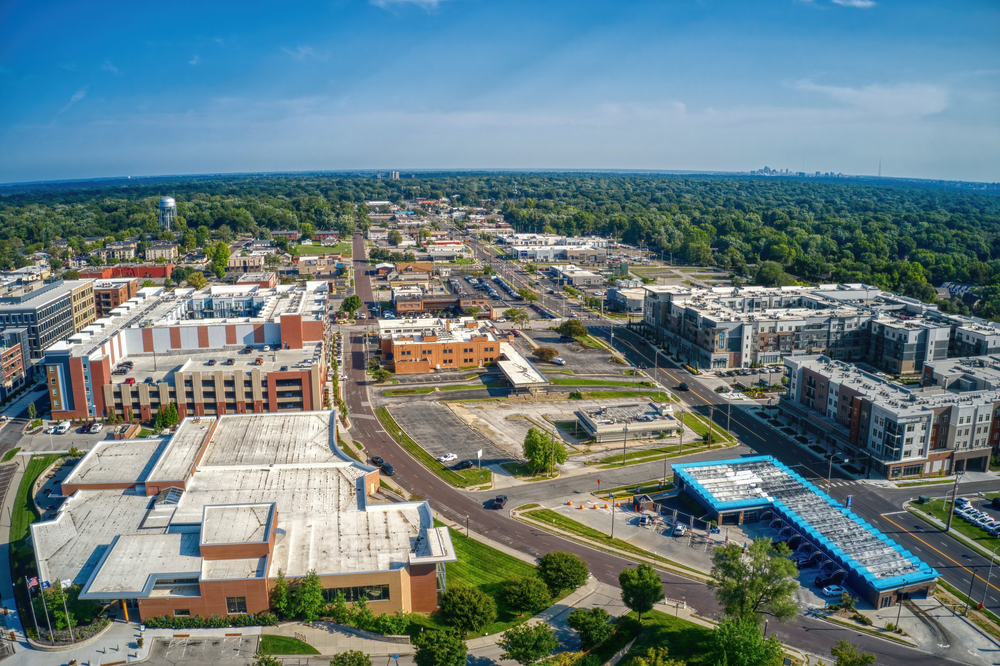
826;480;857;488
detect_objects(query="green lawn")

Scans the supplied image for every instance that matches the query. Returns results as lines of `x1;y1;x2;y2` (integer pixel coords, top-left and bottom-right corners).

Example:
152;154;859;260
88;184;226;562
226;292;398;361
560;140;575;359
599;480;673;497
912;499;1000;551
437;384;488;392
258;635;320;655
375;407;492;488
137;428;153;438
896;477;957;488
1;447;21;462
522;509;703;576
501;462;557;479
682;412;733;443
291;242;352;256
618;610;715;666
11;454;65;546
548;378;653;387
408;526;564;638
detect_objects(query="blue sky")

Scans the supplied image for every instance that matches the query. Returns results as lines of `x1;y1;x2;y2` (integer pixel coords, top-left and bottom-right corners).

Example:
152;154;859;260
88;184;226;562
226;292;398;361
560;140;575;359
1;0;998;183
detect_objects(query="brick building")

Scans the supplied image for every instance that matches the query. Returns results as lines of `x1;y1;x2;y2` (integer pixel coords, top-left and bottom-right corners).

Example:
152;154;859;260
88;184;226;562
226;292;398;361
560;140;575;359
93;278;139;317
80;264;175;280
380;317;512;373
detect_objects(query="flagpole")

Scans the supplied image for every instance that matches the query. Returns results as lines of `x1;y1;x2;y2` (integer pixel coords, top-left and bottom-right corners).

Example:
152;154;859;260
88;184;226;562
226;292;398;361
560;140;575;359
25;578;39;639
59;583;75;643
38;584;53;643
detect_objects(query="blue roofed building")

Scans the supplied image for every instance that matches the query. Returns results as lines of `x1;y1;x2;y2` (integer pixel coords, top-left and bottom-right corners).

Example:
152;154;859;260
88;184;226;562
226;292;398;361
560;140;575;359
672;456;938;608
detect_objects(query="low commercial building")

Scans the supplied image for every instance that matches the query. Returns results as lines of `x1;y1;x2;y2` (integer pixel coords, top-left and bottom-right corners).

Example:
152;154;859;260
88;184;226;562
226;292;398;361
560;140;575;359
550;264;605;287
673;456;937;608
271;230;300;241
81;264;175;280
577;402;679;442
380;317;512;373
33;412;456;622
608;288;645;313
0;279;96;362
236;272;279;289
43;281;329;420
94;278;139;317
368;227;389;241
783;355;994;478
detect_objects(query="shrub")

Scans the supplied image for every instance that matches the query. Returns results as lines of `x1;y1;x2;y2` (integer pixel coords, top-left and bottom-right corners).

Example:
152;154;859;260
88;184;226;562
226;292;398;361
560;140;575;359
568;391;584;400
142;612;278;629
852;613;873;626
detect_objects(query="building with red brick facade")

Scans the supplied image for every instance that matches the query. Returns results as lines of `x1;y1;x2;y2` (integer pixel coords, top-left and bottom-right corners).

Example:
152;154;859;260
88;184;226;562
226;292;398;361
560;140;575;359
32;412;455;622
380;317;513;374
93;278;139;317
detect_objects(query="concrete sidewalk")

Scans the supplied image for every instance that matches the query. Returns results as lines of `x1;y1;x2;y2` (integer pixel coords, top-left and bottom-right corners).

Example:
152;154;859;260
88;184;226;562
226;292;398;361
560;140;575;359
263;621;411;656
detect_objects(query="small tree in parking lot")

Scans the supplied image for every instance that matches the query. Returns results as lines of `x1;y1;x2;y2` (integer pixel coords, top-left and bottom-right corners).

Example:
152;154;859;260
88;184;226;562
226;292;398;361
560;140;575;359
371;367;392;383
532;347;559;362
556;319;586;339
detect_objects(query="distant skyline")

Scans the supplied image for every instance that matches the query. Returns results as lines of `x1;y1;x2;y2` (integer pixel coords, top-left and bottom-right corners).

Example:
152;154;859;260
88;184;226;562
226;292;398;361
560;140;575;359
1;0;998;184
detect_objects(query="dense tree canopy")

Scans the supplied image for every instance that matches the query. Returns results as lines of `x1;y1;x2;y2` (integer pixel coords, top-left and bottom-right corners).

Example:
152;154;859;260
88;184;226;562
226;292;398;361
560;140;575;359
3;172;999;316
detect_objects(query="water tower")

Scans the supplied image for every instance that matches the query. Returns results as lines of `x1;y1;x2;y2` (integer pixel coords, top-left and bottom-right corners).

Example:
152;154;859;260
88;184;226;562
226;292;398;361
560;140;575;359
158;196;176;230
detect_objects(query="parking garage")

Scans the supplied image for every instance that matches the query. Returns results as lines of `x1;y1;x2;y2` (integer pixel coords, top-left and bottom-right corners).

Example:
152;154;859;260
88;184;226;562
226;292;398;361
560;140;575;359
673;456;938;608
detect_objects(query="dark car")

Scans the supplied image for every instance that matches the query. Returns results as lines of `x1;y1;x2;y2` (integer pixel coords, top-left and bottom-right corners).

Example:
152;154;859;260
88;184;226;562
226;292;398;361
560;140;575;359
207;359;217;366
678;382;689;391
280;366;288;372
225;358;235;365
493;495;508;509
381;463;395;476
814;570;846;588
371;456;384;467
453;460;475;470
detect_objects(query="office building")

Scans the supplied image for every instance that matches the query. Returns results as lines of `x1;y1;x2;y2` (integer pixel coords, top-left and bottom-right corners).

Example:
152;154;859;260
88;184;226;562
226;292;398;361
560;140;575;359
0;280;96;362
32;412;456;622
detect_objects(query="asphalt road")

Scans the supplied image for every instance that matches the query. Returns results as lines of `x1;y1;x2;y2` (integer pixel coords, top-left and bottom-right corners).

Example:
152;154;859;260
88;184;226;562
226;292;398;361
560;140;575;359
590;322;1000;621
348;233;963;666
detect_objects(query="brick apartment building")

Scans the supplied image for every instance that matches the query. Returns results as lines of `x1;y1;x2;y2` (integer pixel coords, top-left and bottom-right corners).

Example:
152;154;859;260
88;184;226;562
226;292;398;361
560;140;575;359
94;278;139;317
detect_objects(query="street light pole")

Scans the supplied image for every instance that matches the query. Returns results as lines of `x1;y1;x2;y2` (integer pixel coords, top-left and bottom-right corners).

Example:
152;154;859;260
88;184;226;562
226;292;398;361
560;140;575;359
622;424;629;466
827;455;849;490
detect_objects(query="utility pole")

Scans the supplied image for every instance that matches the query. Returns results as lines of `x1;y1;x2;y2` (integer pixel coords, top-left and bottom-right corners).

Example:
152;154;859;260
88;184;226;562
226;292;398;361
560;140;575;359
946;471;962;533
621;424;629;466
727;400;731;432
708;404;714;449
679;411;685;453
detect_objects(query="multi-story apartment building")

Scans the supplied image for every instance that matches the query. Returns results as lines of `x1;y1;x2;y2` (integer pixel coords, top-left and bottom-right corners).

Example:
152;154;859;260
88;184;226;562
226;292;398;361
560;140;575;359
0;280;96;362
93;278;140;317
145;241;179;262
782;355;993;479
95;240;139;262
227;252;267;274
0;333;27;401
43;281;329;421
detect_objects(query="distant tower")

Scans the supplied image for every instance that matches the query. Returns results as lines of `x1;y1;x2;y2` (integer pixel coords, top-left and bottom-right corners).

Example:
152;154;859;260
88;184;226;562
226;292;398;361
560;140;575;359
158;196;176;230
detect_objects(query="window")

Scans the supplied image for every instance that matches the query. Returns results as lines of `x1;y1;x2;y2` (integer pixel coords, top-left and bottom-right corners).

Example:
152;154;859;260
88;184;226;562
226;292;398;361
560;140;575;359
226;596;248;614
903;464;923;477
174;609;191;617
322;584;390;603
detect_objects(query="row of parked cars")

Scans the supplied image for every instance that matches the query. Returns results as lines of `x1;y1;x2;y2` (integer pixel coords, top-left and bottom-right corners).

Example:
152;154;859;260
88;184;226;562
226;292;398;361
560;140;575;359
954;497;1000;536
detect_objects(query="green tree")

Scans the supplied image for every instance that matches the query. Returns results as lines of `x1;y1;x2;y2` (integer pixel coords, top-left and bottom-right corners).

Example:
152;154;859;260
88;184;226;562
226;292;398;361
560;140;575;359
708;539;798;625
141;279;155;287
301;223;315;240
504;308;529;329
329;650;372;666
498;622;560;666
566;607;613;650
500;576;551;615
388;229;404;246
754;261;795;288
28;402;36;421
270;569;290;618
253;655;283;666
187;271;208;289
45;581;74;630
709;616;783;666
537;551;589;593
465;305;481;319
517;288;538;302
522;427;567;473
532;347;559;362
618;563;664;622
291;569;326;622
830;640;876;666
414;629;467;666
210;241;230;278
62;270;81;280
343;294;362;315
556;319;587;338
633;646;685;666
371;367;392;383
439;585;497;635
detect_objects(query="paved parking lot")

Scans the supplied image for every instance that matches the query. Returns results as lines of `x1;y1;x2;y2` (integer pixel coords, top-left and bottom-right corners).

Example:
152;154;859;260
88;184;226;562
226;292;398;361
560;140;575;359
20;425;110;453
145;636;258;665
388;402;509;466
517;332;625;376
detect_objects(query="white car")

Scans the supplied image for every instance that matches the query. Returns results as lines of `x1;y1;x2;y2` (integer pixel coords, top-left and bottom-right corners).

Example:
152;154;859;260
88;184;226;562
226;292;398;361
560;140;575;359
552;357;566;365
822;585;846;597
437;453;458;463
672;524;688;536
497;318;507;323
89;423;104;434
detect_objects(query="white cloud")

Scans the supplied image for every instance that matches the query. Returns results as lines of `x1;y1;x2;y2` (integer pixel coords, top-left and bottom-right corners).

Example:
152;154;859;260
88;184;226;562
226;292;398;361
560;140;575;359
795;81;948;117
831;0;876;7
370;0;450;11
60;88;87;113
102;60;119;74
189;55;200;65
281;46;323;60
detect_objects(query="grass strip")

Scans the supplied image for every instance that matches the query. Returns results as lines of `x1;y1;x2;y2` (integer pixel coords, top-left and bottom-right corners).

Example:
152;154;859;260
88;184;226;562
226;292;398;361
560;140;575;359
682;411;733;443
596;445;718;470
618;610;715;666
407;526;570;638
522;508;706;578
909;499;1000;552
375;407;492;488
937;579;1000;639
895;478;957;488
11;454;65;546
548;378;653;387
501;462;557;479
813;611;915;646
258;635;320;655
290;242;352;256
597;480;674;498
383;387;435;396
1;447;21;462
583;391;674;401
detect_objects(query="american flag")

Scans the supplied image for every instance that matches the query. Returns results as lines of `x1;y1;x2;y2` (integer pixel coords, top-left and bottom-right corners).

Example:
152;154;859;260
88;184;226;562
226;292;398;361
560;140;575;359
28;577;38;589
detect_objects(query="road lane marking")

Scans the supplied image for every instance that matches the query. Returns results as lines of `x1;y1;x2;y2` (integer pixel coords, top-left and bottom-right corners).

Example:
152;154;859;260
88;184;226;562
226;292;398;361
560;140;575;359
880;513;1000;596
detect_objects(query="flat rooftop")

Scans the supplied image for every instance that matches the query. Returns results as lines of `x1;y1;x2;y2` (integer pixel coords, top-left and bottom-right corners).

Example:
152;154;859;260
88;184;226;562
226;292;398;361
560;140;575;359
674;456;937;591
63;438;169;487
201;504;274;545
497;342;548;387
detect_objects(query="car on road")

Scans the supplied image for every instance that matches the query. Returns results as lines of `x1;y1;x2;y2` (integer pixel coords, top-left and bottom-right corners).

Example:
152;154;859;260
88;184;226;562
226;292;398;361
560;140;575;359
453;460;475;470
89;423;103;434
552;357;566;365
822;585;846;598
370;456;384;467
493;495;507;509
381;462;395;476
678;382;689;391
437;453;458;463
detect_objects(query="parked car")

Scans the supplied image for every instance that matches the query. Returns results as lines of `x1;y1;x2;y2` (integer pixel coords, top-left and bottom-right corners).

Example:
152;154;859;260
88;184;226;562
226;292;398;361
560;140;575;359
370;456;384;467
453;460;475;470
822;585;846;598
55;421;71;434
493;495;508;509
207;359;217;366
381;462;395;476
814;571;846;588
89;423;104;434
553;357;566;365
637;515;655;527
672;524;688;536
437;453;458;463
123;377;136;385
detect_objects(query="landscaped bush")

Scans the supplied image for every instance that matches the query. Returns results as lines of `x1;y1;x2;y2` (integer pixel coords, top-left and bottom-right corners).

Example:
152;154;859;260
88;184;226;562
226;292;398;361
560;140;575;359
142;612;278;629
851;613;873;626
